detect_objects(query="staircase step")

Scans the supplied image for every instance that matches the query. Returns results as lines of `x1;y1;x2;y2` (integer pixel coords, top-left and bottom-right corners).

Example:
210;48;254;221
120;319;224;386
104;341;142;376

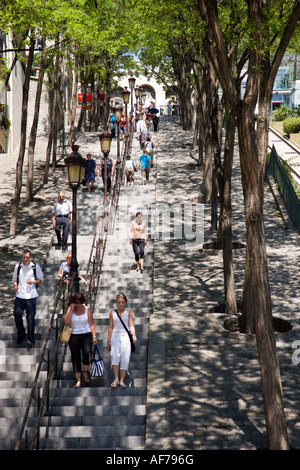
32;435;145;450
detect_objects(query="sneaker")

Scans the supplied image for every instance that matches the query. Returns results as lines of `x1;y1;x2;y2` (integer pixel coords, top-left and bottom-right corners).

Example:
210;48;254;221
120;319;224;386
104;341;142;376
27;339;35;347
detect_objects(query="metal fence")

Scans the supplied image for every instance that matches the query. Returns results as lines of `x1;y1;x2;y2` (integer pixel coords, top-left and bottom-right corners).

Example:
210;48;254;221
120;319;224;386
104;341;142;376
266;145;300;230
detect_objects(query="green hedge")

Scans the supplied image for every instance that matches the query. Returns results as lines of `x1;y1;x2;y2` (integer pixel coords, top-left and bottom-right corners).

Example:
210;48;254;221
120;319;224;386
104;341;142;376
272;105;290;121
283;117;300;136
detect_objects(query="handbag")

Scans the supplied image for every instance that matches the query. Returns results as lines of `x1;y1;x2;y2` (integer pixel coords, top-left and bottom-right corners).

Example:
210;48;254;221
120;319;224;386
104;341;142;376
115;310;135;353
60;324;72;343
91;345;105;377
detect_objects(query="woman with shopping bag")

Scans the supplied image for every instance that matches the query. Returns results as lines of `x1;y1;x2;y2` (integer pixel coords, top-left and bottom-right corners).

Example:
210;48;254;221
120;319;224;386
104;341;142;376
64;292;97;388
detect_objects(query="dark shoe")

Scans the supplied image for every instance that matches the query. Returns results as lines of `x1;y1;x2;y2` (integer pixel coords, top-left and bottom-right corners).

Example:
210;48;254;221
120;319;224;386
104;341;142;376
62;245;67;250
27;339;35;348
17;334;26;345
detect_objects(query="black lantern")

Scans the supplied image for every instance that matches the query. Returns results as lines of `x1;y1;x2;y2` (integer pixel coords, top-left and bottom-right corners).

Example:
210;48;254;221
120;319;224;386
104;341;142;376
113;100;123;122
122;86;130;105
64;154;86;294
99;128;113;156
128;76;136;90
64;155;86;187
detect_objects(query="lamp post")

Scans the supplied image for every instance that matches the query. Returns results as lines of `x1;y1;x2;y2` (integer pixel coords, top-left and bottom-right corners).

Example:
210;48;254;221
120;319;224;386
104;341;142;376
128;76;136;113
64;153;86;294
113;100;123;186
99;128;113;201
122;87;131;135
138;87;144;109
128;77;135;153
134;85;140;112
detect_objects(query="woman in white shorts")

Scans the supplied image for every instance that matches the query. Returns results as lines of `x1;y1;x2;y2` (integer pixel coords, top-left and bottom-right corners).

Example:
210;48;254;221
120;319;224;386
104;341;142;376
107;294;137;388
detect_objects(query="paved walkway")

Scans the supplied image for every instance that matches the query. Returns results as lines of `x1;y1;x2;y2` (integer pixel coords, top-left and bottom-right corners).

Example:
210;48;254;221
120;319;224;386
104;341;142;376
146;118;300;450
1;117;300;450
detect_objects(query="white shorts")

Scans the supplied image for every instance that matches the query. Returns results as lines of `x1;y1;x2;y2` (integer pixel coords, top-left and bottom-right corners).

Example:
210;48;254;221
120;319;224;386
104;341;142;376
137;120;146;133
110;333;131;370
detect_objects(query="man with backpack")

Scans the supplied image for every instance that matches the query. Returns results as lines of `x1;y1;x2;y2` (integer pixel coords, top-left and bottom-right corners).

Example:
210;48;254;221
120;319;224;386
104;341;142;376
12;249;44;346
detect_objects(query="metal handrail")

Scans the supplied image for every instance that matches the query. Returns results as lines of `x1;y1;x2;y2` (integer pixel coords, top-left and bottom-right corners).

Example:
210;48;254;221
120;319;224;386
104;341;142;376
14;279;71;450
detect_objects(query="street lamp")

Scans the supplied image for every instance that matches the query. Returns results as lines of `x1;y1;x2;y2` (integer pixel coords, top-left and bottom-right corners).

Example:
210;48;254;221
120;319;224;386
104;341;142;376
99;128;113;200
122;86;130;134
135;85;140;110
128;76;136;113
64;153;86;294
113;101;123;186
128;76;136;90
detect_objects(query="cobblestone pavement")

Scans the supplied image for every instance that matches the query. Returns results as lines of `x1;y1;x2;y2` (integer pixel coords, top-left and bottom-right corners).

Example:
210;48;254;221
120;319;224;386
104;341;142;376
1;117;300;450
145;117;300;450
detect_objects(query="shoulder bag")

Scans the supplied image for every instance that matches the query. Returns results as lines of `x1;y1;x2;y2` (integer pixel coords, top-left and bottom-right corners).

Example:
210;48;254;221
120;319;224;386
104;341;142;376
60;324;72;343
115;310;135;353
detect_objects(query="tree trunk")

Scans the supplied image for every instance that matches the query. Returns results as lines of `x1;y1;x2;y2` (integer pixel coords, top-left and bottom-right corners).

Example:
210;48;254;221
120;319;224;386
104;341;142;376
92;73;101;131
237;103;289;449
68;65;78;147
219;109;237;314
192;60;205;167
171;47;193;130
10;36;35;235
196;0;299;451
202;60;213;201
51;47;62;168
25;40;46;202
77;60;88;132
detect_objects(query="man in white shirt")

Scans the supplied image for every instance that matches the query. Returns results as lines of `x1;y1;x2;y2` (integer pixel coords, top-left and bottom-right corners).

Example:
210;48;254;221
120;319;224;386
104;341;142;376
12;249;44;346
52;191;72;250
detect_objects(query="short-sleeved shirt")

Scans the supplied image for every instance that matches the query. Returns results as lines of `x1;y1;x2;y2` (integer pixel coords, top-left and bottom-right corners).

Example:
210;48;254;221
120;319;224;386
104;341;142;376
12;261;44;299
139;154;152;168
52;200;72;217
126;160;134;169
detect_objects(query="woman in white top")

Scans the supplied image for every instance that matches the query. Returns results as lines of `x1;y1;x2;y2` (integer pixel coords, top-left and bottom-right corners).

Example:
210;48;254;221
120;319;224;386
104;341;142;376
125;154;135;185
64;292;97;388
107;294;137;388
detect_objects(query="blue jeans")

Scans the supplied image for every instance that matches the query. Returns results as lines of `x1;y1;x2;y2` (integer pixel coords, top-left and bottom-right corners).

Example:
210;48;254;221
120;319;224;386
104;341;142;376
14;297;37;343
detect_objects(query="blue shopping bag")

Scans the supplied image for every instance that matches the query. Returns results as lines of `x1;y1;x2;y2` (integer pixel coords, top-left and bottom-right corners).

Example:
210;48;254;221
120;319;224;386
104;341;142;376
91;345;105;377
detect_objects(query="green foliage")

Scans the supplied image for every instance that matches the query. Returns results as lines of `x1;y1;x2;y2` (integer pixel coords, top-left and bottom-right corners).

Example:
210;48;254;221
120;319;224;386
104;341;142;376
281;158;300;199
283;116;300;136
272;105;290;121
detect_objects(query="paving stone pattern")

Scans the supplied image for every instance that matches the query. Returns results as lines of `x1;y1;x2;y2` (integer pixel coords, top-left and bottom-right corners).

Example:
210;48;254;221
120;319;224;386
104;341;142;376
0;117;300;450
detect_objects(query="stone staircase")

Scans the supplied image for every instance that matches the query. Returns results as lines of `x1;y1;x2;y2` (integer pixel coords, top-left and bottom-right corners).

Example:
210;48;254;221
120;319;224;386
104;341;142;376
33;177;155;450
0;136;156;450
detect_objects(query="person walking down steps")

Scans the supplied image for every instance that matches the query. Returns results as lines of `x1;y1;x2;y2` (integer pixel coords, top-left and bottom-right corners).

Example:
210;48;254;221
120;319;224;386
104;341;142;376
107;294;137;388
52;191;72;250
129;212;147;272
64;293;97;388
12;248;44;346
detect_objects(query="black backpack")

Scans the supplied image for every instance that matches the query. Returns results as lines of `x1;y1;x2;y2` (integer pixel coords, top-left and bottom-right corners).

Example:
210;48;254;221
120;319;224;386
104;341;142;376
17;262;38;288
